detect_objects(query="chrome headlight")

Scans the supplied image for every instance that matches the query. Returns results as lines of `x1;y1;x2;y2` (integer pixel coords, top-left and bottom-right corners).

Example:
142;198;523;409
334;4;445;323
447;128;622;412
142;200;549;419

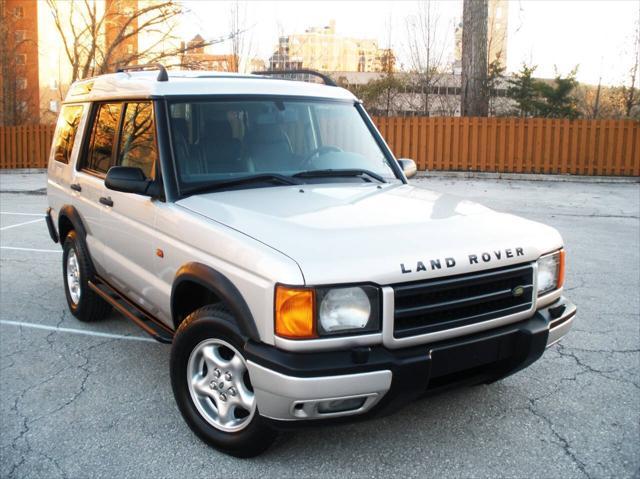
537;250;565;296
317;286;380;335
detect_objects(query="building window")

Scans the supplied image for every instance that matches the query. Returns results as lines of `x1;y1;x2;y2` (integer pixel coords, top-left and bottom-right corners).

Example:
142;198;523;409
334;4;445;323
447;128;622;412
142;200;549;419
15;30;26;42
14;6;24;18
15;54;26;65
17;101;28;113
127;44;134;54
49;101;59;113
16;78;27;90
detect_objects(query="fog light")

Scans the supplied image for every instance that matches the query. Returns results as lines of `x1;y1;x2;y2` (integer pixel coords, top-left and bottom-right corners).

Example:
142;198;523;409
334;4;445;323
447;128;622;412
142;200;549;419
317;397;366;414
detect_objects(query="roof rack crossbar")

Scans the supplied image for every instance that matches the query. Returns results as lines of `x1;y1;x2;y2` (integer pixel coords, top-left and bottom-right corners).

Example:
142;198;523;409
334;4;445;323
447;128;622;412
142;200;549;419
251;69;337;87
117;63;168;82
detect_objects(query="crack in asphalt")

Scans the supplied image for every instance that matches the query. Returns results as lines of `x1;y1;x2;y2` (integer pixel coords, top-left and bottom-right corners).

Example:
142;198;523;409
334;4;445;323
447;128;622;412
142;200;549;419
39;451;68;479
45;309;69;348
511;341;640;478
555;343;640;391
4;336;117;478
525;399;591;479
566;347;640;354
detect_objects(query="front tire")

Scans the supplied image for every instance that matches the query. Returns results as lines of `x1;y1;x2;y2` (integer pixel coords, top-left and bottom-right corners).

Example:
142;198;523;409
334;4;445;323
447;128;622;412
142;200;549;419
62;230;110;322
170;305;277;457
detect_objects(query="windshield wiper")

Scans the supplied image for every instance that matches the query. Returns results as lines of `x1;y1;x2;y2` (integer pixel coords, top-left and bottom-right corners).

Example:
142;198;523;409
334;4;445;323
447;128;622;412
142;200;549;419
183;174;300;196
292;169;387;183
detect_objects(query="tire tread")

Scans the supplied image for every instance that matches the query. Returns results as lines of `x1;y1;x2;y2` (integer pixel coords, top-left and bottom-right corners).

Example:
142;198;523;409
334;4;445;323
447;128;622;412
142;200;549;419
171;304;277;457
62;230;110;322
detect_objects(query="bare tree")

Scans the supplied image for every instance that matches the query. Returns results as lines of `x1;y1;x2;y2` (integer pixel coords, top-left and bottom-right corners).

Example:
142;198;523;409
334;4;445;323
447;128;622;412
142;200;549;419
575;83;628;119
405;0;450;115
622;7;640;117
45;0;239;84
592;76;602;119
461;0;488;116
229;1;255;73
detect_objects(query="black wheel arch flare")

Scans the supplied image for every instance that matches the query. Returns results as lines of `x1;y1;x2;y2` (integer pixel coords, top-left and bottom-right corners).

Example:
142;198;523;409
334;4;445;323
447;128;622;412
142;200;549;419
57;205;97;272
171;262;260;341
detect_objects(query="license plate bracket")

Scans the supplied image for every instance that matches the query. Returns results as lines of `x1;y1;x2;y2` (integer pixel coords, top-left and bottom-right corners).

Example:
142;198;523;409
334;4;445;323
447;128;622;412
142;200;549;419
428;332;517;379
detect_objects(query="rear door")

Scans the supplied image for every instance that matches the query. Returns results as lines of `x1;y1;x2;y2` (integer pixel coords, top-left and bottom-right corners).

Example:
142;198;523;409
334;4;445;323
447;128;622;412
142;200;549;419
73;102;122;272
99;101;164;315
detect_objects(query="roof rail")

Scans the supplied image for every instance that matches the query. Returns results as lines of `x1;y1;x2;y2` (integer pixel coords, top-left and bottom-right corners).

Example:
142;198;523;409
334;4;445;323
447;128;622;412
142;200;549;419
117;63;168;82
251;69;337;87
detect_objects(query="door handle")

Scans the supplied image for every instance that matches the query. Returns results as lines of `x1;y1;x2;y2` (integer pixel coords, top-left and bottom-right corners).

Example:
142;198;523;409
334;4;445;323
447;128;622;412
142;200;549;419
99;196;113;207
70;183;82;192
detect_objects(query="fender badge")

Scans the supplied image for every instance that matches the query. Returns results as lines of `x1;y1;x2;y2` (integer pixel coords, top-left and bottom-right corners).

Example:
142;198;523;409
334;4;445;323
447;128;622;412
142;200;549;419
512;286;525;297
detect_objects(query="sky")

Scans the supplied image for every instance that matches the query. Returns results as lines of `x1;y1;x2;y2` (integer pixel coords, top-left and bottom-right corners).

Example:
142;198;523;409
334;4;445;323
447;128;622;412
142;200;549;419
178;0;640;87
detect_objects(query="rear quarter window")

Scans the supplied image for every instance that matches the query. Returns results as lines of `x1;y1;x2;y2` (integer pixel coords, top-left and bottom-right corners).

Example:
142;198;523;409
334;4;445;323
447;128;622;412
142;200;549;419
51;105;84;165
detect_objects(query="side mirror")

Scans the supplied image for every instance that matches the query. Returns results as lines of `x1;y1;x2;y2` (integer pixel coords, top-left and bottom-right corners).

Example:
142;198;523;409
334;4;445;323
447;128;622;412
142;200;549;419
398;159;417;179
105;166;151;195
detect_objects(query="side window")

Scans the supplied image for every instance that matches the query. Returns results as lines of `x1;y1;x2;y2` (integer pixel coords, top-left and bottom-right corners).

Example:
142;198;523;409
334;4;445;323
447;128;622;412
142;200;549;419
85;103;121;175
117;102;157;178
51;105;84;164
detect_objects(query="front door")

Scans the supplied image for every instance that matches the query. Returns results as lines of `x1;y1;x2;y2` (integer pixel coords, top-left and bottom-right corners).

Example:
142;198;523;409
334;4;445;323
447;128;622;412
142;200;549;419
99;101;164;316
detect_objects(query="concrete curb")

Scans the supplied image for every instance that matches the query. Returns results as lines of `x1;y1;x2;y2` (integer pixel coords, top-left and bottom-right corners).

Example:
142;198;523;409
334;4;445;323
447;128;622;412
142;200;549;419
0;168;638;184
0;168;47;174
415;170;640;184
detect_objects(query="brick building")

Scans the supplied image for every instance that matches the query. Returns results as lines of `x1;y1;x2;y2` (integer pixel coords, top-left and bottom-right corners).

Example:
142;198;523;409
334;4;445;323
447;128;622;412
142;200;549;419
0;0;40;125
0;0;140;124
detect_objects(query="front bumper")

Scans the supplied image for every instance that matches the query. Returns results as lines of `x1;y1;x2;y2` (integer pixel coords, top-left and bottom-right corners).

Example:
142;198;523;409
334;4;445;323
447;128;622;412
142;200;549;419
245;296;576;424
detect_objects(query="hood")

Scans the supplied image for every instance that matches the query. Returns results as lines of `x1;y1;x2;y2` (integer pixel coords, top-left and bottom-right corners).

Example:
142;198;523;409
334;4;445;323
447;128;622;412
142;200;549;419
177;183;563;285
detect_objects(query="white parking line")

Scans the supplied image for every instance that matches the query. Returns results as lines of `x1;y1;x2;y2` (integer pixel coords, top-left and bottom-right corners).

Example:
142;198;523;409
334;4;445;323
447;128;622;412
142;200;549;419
0;218;44;231
0;212;45;217
1;246;61;253
0;319;158;343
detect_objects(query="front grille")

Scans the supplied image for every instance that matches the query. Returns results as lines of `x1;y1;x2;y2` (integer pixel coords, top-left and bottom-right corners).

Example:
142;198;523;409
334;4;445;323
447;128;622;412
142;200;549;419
393;263;534;338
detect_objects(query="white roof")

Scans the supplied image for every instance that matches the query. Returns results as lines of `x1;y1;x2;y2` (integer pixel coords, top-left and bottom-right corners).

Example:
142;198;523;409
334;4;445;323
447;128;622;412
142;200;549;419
63;70;356;103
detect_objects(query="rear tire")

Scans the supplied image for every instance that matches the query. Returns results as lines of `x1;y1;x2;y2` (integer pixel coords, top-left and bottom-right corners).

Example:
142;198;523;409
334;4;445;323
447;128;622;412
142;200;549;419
170;305;277;457
62;230;110;322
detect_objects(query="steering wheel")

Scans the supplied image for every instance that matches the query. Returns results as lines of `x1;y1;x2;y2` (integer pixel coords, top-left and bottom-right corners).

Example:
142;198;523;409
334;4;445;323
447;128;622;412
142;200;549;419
301;145;343;169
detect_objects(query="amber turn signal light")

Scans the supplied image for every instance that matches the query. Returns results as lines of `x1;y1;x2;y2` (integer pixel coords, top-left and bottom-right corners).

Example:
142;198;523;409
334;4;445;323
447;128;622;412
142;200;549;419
557;249;566;289
275;286;316;339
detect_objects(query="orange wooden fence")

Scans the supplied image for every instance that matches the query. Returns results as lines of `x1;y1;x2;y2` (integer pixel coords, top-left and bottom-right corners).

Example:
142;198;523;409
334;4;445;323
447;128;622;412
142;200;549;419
1;118;639;175
373;117;640;176
1;124;55;169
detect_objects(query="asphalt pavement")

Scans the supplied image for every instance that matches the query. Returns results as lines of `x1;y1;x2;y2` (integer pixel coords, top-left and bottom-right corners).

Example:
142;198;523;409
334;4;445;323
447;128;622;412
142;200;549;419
1;171;638;478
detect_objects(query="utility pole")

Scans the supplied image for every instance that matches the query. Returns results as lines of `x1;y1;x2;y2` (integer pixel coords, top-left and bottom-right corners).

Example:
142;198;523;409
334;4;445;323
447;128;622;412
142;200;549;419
461;0;488;117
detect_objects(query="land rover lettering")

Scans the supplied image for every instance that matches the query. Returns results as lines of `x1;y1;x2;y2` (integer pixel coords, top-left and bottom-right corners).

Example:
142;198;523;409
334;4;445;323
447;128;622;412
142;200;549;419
401;247;525;274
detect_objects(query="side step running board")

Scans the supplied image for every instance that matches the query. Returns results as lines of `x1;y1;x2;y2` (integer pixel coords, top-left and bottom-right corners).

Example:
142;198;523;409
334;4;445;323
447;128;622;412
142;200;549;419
89;278;174;344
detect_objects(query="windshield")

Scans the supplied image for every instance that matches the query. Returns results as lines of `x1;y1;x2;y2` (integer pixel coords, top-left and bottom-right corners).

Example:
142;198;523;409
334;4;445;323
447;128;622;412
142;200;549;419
168;98;398;192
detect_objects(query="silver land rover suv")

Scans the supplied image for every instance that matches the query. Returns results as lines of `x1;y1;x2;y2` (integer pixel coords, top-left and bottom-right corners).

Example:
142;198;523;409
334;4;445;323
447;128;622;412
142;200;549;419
46;65;576;457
